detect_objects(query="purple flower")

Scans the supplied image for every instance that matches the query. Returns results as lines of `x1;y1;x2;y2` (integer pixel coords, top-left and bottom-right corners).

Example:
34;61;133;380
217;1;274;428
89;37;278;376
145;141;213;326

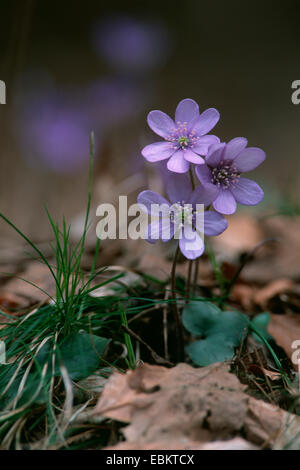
137;173;227;259
17;102;94;173
142;99;220;174
92;16;171;73
195;138;266;215
14;75;99;174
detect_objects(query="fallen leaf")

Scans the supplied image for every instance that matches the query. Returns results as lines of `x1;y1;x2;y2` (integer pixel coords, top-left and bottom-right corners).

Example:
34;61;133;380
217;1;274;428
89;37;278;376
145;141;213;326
253;279;295;309
230;284;256;311
242;216;300;282
262;368;282;381
213;215;265;258
244;396;300;449
95;362;248;445
95;362;300;449
268;313;300;369
106;437;258;450
0;261;55;308
0;291;26;313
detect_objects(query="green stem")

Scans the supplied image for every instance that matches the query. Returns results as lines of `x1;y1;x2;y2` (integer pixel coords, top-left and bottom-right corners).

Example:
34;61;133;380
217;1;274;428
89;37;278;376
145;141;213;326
171;245;184;361
185;260;193;303
120;307;136;369
192;258;200;295
189;167;195;190
185;167;196;303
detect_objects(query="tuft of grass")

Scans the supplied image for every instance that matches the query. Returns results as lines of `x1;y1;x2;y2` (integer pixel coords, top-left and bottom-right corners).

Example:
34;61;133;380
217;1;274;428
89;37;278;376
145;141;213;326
0;133;109;337
0;133;128;448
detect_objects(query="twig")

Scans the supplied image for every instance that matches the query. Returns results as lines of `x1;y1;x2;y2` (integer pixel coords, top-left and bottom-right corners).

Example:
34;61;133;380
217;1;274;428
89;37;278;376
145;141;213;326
163;289;170;361
128;304;163;324
225;238;279;295
240;358;273;404
254;347;276;404
121;325;174;366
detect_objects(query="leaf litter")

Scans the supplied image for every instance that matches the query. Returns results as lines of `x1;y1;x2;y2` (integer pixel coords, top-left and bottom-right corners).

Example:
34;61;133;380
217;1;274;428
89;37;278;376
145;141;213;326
2;205;300;449
95;362;300;450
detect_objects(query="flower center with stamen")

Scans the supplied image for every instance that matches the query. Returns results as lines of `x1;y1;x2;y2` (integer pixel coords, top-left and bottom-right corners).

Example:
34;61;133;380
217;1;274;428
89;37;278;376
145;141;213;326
178;136;189;148
211;160;240;189
170;202;194;228
167;121;200;151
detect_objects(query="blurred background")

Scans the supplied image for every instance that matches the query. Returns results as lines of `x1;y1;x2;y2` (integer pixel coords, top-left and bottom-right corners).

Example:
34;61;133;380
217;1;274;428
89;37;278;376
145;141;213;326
0;0;300;246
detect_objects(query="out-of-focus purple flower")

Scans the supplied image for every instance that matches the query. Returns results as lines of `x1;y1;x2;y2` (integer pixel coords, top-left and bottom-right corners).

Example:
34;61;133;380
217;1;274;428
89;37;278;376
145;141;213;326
92;16;171;73
195;138;265;215
16;97;94;173
142;99;220;173
14;69;148;173
137;173;227;259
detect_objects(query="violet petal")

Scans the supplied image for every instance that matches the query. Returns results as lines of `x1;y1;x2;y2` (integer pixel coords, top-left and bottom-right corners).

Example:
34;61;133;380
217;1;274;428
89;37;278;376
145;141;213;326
195;164;215;187
212;189;237;215
137;190;170;214
189;184;219;207
183;149;205;164
233;147;266;172
166;172;191;203
147;110;175;139
192;108;220;136
206;142;226;167
142;141;175;162
167;149;190;173
224;137;248;161
203;210;228;236
175;98;199;127
231;177;264;205
179;225;205;259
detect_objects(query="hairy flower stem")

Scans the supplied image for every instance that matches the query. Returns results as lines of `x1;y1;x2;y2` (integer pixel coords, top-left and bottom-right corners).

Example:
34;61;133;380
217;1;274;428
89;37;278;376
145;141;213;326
171;244;185;362
185;167;196;303
192;258;199;295
185;260;193;303
189;167;195;190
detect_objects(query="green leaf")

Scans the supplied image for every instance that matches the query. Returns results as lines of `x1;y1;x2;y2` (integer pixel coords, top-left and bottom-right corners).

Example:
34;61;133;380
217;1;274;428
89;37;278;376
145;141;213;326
0;332;110;407
182;301;249;366
186;336;236;367
250;312;272;343
36;332;110;381
182;301;222;336
58;332;110;381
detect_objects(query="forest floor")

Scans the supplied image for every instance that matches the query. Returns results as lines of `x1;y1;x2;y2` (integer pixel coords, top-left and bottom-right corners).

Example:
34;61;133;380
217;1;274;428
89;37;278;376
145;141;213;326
1;210;300;450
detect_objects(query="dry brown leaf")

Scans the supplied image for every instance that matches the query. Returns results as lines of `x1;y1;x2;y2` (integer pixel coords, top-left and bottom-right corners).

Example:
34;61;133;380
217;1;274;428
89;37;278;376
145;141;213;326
244;396;300;449
136;252;213;284
137;253;186;280
253;279;295;309
213;215;265;258
0;261;55;308
212;215;300;283
0;291;26;313
242;216;300;282
107;437;258;450
231;284;257;311
245;363;282;381
95;362;248;446
268;313;300;369
262;368;282;381
95;362;300;450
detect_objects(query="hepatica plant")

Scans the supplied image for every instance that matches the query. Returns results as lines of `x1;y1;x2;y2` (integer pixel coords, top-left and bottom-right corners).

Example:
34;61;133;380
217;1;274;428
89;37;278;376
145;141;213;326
142;98;220;172
138;98;266;364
